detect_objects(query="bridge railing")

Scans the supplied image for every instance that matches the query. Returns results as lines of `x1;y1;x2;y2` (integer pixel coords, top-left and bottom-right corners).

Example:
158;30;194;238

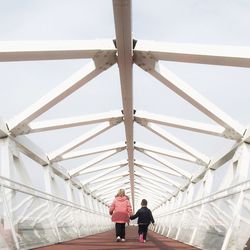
153;179;250;250
0;176;113;250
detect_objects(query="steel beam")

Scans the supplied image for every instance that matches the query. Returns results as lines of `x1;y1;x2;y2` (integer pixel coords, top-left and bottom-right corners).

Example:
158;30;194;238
135;164;181;189
134;172;175;192
0;40;116;61
80;166;121;186
89;171;129;185
56;142;126;162
135;142;196;164
77;160;127;175
48;122;115;161
141;151;192;179
0;118;8;138
134;54;245;140
135;160;183;178
113;0;134;208
134;40;250;68
135;110;226;138
144;122;210;166
7;53;116;135
69;150;119;177
27;110;123;134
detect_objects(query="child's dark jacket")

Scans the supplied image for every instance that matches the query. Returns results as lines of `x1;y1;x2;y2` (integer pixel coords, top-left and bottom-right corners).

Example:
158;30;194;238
130;207;154;225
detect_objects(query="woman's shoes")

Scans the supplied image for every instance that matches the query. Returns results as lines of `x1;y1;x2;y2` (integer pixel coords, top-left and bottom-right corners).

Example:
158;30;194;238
116;236;126;242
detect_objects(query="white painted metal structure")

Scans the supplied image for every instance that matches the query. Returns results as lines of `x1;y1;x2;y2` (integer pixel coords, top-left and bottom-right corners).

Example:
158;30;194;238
0;0;250;249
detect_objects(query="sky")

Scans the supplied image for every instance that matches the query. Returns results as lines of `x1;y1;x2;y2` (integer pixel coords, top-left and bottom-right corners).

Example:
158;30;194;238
0;0;250;207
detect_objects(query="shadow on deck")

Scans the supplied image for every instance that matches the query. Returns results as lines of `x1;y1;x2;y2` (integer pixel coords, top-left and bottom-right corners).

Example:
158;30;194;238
34;226;200;250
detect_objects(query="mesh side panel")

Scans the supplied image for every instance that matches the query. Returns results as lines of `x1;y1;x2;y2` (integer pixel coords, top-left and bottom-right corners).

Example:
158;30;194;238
10;189;58;249
177;206;200;243
192;194;238;250
227;190;250;250
0;191;16;250
168;212;183;238
54;204;79;241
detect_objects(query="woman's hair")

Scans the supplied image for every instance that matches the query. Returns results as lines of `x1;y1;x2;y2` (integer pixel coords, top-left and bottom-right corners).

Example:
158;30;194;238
116;189;125;197
141;199;147;206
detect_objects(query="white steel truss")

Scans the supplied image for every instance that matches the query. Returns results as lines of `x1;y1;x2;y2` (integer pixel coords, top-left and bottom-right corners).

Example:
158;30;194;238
1;0;250;249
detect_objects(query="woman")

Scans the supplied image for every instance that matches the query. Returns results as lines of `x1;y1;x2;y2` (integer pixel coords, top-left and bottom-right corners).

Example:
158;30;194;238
109;189;132;242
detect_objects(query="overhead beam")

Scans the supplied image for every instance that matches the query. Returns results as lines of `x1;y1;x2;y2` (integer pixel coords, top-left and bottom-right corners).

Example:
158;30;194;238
134;40;250;68
134;178;169;196
135;174;174;195
134;172;175;192
76;160;127;175
95;182;130;198
0;118;8;138
80;166;121;186
141;151;192;179
13;135;49;166
143;122;210;166
113;0;134;207
135;141;197;164
55;141;126;162
134;54;245;140
88;171;129;185
135;110;227;138
135;164;181;189
92;177;129;196
69;150;120;177
48;122;116;162
24;111;123;134
7;53;116;135
90;176;125;193
26;110;123;134
192;141;243;183
135;160;183;178
0;40;116;61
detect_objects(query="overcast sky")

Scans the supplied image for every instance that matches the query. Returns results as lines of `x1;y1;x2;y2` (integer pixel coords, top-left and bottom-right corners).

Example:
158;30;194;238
1;0;250;205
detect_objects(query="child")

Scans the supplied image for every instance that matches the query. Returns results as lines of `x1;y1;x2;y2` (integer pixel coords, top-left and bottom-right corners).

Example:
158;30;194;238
130;199;154;243
109;189;132;242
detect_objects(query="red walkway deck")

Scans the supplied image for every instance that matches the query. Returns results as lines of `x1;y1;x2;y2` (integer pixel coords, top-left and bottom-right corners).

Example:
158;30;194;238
34;226;200;250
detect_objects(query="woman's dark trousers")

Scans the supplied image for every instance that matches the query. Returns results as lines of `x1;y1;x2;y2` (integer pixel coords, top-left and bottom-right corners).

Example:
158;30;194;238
115;223;125;238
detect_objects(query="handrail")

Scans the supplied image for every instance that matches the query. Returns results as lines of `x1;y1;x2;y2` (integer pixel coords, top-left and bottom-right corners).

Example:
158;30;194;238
0;175;108;216
155;178;250;217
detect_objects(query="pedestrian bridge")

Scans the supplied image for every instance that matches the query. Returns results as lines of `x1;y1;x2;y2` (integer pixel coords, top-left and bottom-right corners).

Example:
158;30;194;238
0;0;250;249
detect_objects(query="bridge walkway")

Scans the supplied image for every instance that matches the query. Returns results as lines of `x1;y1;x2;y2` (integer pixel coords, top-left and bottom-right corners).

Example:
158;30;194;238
34;226;200;250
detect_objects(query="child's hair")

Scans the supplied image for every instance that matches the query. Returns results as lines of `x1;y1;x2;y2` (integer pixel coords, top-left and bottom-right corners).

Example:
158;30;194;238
116;189;125;197
141;199;147;206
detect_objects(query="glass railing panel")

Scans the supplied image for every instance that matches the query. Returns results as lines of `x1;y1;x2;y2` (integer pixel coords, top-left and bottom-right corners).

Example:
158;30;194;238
7;188;58;249
193;193;238;250
227;190;250;250
0;190;16;250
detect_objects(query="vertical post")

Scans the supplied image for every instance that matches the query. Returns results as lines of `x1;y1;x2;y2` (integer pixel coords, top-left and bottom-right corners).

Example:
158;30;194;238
175;187;194;240
221;143;250;249
0;138;20;249
189;169;214;245
43;165;61;242
1;184;20;250
66;180;80;237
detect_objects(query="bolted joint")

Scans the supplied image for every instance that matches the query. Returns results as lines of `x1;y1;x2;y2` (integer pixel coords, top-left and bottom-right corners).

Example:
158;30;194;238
133;51;157;72
196;158;208;167
135;117;148;127
93;50;117;71
11;123;31;136
223;128;242;140
109;117;123;126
